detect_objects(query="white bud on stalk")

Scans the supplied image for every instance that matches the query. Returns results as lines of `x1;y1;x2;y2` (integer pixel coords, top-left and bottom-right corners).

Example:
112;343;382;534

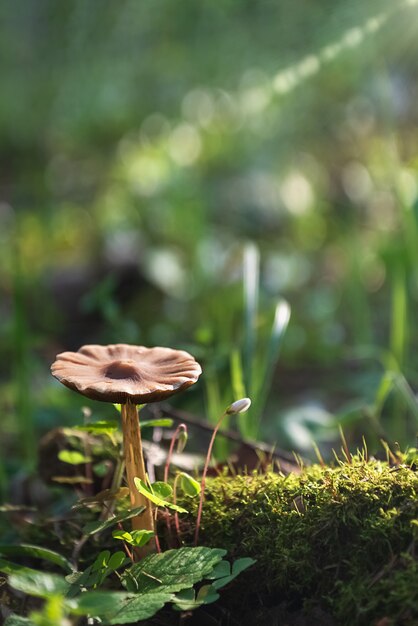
226;397;252;415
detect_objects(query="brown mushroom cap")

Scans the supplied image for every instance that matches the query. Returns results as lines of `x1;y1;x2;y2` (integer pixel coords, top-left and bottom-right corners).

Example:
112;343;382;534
51;343;202;404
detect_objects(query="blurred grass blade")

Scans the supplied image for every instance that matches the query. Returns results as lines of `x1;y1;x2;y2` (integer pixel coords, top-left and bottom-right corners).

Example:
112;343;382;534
230;349;246;401
243;243;260;397
251;300;291;433
390;265;407;370
374;371;394;418
392;373;418;426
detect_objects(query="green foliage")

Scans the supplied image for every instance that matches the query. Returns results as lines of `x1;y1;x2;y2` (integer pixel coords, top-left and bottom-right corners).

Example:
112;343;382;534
178;471;201;497
57;450;91;465
4;546;251;625
134;477;188;513
66;550;130;590
112;529;154;548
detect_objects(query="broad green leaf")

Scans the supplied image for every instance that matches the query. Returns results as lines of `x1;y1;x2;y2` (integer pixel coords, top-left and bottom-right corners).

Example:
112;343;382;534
171;587;195;610
123;547;226;594
8;570;70;598
82;506;145;535
134;478;187;513
58;450;91;465
179;472;201;497
68;589;173;624
0;544;73;573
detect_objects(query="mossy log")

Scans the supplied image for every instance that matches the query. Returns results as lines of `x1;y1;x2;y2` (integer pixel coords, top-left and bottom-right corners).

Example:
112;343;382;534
180;457;418;626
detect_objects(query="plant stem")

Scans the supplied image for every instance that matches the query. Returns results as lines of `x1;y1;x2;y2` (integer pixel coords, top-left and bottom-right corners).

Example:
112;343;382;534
194;412;226;546
164;423;186;543
121;400;155;557
164;423;187;483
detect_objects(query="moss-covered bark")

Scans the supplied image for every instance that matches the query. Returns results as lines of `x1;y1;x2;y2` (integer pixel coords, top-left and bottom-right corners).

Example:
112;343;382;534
180;457;418;626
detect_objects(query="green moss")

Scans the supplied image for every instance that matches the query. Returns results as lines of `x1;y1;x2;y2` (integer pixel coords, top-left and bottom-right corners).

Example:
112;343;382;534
182;457;418;625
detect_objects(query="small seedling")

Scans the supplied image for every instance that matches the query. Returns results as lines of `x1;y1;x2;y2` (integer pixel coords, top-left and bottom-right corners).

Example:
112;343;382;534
194;397;251;545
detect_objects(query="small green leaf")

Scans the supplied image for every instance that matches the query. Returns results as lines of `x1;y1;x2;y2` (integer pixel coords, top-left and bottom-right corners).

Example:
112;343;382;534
91;550;111;571
113;530;133;542
208;560;231;580
151;481;173;499
140;419;174;429
211;557;256;590
197;584;220;604
74;420;119;434
82;506;145;535
93;461;111;477
134;478;187;513
0;544;73;574
108;551;129;571
113;529;154;548
173;584;219;610
130;530;154;547
232;557;257;576
176;429;188;453
58;450;91;465
178;472;201;497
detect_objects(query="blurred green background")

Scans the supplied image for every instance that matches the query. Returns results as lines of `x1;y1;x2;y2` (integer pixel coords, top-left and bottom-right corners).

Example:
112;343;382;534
2;0;418;486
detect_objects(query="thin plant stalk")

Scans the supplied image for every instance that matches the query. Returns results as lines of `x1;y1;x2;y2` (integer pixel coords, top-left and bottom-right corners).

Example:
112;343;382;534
164;424;187;542
172;473;182;543
194;412;226;546
163;423;187;483
194;398;251;546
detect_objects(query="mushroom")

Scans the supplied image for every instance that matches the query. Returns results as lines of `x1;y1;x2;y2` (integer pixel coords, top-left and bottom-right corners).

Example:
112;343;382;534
51;343;202;555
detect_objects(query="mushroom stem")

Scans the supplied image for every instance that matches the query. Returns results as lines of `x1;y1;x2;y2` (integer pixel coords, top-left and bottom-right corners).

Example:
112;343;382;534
121;400;155;557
